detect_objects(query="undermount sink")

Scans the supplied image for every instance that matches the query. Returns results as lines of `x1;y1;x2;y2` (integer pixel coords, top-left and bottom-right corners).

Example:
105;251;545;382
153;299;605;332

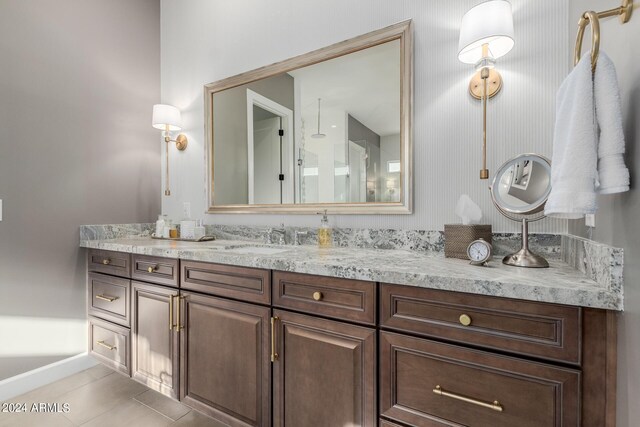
223;245;291;255
161;240;292;255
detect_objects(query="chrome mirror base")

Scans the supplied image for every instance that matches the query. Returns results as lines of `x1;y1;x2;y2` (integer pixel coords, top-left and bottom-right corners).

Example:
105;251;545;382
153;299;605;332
503;248;549;268
502;218;549;268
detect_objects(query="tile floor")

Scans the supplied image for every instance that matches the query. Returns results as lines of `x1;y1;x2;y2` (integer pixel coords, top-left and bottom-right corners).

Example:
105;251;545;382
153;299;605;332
0;365;227;426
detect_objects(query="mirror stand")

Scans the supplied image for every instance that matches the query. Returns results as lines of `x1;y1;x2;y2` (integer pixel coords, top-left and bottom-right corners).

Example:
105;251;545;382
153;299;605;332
503;218;549;268
490;153;552;269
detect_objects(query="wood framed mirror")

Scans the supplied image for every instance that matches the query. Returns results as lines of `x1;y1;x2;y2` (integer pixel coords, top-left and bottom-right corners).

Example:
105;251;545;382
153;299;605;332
205;20;413;214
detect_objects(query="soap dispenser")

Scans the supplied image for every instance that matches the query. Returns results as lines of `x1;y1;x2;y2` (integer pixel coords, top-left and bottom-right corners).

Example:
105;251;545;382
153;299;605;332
317;210;332;248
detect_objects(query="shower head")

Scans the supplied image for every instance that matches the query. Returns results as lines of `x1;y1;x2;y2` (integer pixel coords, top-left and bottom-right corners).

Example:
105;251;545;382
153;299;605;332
312;98;326;139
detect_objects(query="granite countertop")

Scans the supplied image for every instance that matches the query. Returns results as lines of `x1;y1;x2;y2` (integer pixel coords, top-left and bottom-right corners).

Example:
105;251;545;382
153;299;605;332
80;237;622;311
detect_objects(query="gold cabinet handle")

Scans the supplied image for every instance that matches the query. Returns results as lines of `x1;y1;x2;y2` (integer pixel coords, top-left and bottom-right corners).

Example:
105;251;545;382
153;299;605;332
179;295;185;330
147;265;158;273
169;295;174;331
95;294;117;303
459;314;472;326
174;295;185;331
312;291;323;301
102;259;111;265
96;340;117;351
271;316;279;362
433;385;503;412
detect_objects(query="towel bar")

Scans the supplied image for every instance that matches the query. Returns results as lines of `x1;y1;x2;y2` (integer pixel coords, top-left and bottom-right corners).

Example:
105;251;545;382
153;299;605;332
574;0;633;71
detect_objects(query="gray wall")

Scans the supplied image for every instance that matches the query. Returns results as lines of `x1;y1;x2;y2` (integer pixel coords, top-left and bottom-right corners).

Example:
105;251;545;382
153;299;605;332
567;2;639;425
213;73;294;205
0;0;160;380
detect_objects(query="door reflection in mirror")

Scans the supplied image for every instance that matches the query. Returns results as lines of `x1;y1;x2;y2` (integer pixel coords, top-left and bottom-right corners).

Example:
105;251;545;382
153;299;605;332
213;74;295;205
247;90;294;205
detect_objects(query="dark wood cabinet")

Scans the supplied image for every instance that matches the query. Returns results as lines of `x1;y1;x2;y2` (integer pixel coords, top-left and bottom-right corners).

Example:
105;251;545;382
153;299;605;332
380;331;580;427
182;261;271;305
89;317;130;375
132;254;179;287
273;271;376;325
273;309;376;427
179;292;271;427
131;281;180;399
87;249;131;278
88;272;130;327
582;308;617;427
380;284;581;364
379;420;405;427
86;250;617;427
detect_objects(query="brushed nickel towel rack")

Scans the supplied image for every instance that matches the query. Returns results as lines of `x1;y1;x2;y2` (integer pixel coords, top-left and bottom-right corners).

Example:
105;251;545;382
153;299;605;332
574;0;634;70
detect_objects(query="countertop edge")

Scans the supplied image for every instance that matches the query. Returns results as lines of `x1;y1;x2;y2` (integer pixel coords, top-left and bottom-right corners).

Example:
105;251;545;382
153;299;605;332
80;239;623;311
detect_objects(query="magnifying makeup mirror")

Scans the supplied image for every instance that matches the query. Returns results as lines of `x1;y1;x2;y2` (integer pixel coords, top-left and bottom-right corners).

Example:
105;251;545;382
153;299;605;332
490;154;552;268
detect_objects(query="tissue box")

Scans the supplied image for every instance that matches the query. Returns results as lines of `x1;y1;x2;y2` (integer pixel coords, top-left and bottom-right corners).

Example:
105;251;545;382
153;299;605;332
444;224;492;259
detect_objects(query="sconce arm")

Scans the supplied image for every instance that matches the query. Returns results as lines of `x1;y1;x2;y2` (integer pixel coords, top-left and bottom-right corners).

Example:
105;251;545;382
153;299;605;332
164;133;188;151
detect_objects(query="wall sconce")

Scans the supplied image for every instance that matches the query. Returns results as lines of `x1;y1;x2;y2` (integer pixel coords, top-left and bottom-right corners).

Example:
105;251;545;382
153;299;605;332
458;0;514;180
152;104;188;196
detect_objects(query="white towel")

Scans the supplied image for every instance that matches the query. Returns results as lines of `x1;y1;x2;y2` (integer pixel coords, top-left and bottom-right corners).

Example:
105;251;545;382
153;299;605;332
594;52;630;195
545;52;629;219
545;53;597;219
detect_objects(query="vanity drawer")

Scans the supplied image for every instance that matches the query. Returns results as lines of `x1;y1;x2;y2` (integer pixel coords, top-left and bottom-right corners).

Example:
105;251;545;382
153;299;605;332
181;261;271;305
89;317;130;376
88;249;131;278
380;331;580;427
132;255;179;287
273;271;376;325
380;284;581;364
88;273;130;327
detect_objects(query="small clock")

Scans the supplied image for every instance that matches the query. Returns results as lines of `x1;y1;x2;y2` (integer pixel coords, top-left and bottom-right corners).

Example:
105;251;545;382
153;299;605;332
467;238;492;266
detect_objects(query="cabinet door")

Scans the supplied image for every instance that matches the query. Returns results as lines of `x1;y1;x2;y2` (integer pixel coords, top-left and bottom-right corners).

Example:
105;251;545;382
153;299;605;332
273;309;376;427
180;292;271;427
131;281;179;399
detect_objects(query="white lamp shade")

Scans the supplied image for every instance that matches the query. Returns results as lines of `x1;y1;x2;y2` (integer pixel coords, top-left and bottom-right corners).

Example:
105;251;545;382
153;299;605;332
458;0;515;64
152;104;182;131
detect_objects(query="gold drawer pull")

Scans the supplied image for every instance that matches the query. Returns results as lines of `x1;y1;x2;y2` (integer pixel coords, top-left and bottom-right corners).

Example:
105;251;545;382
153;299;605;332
433;385;503;412
271;316;279;362
102;259;111;265
459;314;472;326
312;291;323;301
169;295;174;331
96;340;117;351
175;295;185;331
172;295;185;332
95;294;117;303
147;265;158;273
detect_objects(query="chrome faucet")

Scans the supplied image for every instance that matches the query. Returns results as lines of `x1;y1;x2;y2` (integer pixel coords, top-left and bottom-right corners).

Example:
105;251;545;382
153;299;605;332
266;224;286;245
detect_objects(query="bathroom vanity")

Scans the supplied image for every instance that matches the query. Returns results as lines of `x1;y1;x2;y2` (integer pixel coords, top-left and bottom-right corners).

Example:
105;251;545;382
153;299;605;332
75;12;627;427
82;236;620;427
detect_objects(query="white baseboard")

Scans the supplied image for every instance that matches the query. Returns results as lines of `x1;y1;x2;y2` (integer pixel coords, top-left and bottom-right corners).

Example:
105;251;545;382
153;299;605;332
0;353;98;402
